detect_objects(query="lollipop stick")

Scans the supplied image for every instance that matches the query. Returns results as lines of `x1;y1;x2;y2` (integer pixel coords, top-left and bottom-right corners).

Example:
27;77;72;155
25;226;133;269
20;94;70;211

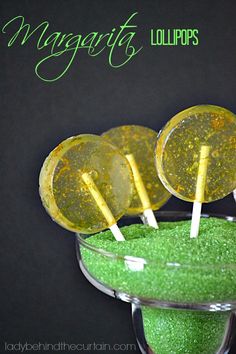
126;154;158;229
109;224;126;242
142;209;159;228
82;172;125;241
233;190;236;202
190;145;210;238
82;173;144;270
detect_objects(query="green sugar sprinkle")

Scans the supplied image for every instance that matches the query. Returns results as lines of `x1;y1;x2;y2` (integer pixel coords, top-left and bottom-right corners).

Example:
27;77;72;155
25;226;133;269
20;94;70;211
81;218;236;302
142;307;229;354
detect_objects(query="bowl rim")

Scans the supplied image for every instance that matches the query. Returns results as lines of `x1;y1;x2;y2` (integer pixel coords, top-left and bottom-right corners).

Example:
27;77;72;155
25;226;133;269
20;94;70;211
76;211;236;269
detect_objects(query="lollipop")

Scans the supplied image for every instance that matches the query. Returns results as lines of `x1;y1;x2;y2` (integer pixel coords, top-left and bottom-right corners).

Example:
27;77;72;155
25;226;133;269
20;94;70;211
156;105;236;237
39;134;134;240
102;125;171;228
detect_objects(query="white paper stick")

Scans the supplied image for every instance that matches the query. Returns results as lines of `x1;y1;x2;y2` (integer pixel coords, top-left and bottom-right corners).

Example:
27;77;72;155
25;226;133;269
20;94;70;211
125;153;158;229
82;172;125;241
109;224;125;241
190;145;210;238
143;208;159;228
190;201;202;238
82;172;144;270
233;190;236;202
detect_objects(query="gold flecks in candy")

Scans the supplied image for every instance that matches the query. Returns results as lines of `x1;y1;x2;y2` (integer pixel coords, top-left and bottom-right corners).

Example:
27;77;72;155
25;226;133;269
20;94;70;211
156;105;236;202
102;125;171;215
39;134;133;234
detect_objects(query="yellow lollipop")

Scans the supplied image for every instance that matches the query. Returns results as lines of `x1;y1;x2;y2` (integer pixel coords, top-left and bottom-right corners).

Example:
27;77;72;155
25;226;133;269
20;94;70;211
39;134;133;238
156;105;236;237
102;125;171;227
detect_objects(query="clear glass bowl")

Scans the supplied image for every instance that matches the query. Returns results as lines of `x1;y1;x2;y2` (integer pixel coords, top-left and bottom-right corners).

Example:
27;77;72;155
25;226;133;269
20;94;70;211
76;212;236;354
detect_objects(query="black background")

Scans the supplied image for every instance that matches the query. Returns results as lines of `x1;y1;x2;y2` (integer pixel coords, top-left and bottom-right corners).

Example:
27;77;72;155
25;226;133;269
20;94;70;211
1;1;236;353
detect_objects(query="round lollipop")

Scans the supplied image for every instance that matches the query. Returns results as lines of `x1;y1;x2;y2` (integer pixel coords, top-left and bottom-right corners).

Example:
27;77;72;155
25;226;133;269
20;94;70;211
156;105;236;237
39;134;134;240
102;125;171;228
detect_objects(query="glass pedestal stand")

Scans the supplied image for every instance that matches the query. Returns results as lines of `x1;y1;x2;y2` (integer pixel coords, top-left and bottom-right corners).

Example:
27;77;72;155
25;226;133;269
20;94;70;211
76;212;236;354
131;303;236;354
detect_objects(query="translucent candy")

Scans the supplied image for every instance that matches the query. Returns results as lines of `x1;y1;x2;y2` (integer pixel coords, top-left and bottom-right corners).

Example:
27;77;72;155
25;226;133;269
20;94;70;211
156;105;236;202
39;134;133;234
102;125;171;215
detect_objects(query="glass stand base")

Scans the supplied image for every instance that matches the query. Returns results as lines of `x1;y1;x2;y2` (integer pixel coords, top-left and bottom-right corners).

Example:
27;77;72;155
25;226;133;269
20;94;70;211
75;220;236;354
132;304;154;354
132;303;236;354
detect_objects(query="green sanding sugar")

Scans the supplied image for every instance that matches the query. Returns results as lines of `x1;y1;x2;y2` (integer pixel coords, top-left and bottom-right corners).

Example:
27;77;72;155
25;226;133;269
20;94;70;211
80;218;236;354
81;218;236;302
142;306;229;354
